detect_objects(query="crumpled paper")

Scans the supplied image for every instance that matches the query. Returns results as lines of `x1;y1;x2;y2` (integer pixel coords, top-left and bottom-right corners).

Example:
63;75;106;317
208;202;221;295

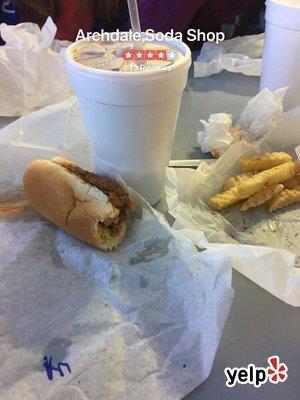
0;98;233;399
197;113;235;156
197;88;287;156
194;33;264;78
166;90;300;307
0;17;73;117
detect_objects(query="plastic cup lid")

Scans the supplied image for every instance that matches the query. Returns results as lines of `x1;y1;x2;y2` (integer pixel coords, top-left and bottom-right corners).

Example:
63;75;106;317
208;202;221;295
266;0;300;30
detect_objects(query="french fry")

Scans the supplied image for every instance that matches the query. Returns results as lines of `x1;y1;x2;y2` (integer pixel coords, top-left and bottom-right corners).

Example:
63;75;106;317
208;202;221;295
240;184;284;212
209;187;241;210
209;162;297;210
210;173;270;210
239;152;292;171
268;187;300;212
238;162;298;198
222;172;255;191
283;175;300;189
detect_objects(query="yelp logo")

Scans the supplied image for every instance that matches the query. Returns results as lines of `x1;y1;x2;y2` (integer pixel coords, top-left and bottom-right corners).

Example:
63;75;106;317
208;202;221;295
225;356;288;388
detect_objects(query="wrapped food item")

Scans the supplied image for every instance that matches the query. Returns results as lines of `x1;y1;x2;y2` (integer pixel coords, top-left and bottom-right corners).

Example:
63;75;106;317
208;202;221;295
23;157;134;250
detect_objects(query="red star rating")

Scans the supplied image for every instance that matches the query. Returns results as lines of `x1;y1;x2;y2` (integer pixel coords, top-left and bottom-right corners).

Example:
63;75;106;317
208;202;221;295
122;49;173;62
135;49;145;60
156;50;167;61
145;50;155;60
123;49;136;60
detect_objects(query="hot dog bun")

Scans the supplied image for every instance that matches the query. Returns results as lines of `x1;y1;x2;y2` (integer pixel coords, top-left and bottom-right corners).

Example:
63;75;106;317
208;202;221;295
23;158;134;251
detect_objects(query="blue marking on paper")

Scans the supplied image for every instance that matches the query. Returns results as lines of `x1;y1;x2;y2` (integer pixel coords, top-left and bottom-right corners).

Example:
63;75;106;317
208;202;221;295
43;356;71;381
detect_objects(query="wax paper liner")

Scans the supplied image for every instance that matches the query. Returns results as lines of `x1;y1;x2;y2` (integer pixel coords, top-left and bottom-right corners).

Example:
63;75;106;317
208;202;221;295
166;94;300;306
197;88;287;156
0;99;233;399
194;33;263;78
0;17;73;117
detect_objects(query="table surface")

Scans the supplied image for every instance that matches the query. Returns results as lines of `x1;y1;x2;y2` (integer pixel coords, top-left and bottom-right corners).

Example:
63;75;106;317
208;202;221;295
174;70;300;400
1;68;299;400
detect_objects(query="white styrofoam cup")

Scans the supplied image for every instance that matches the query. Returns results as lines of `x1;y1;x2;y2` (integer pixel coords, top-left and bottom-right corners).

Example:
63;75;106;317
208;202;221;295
65;38;191;205
260;0;300;110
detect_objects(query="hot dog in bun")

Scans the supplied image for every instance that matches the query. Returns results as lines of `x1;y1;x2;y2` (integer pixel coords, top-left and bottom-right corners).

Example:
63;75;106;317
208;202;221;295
23;157;134;250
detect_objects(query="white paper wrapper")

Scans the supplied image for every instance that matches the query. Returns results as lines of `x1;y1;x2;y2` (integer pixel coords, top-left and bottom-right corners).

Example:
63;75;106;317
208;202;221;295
197;88;287;155
197;113;235;155
0;99;233;399
194;33;264;78
166;91;300;307
0;17;73;117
